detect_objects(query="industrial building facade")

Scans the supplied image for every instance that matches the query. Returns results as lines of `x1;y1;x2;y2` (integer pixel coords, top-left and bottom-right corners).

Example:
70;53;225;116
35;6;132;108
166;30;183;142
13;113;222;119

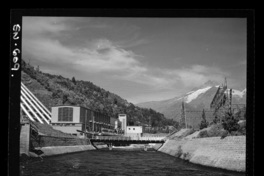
126;126;143;138
51;105;115;136
118;114;127;134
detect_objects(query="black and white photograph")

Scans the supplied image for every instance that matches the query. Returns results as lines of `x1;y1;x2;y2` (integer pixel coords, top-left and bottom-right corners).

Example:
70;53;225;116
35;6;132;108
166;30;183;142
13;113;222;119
9;9;254;176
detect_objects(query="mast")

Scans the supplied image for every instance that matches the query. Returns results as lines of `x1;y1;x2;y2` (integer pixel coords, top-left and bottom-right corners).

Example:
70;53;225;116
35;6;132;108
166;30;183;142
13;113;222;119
184;101;187;128
229;88;232;113
181;100;187;129
225;77;232;113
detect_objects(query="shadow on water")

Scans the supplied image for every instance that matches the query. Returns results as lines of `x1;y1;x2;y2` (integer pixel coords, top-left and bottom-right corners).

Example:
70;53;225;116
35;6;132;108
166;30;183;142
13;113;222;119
20;150;245;176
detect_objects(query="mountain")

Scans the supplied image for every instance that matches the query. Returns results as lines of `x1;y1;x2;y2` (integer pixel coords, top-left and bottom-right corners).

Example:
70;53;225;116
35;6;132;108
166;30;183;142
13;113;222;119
137;80;246;128
21;59;176;128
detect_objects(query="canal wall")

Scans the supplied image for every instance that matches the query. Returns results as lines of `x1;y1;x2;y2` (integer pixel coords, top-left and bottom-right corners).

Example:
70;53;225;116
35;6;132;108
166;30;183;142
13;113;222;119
28;135;96;157
158;136;245;172
29;145;96;157
20;123;96;158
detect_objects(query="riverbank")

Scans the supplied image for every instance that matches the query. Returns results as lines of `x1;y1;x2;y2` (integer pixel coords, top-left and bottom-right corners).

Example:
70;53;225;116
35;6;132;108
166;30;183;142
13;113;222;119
20;122;96;158
158;136;245;172
28;145;96;157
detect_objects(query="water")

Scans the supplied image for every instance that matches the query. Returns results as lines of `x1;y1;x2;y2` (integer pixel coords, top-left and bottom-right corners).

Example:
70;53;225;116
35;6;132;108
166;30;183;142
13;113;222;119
20;149;245;176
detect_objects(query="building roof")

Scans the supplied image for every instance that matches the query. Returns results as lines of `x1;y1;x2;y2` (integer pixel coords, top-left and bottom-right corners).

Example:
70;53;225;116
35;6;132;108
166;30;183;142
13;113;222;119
52;105;90;109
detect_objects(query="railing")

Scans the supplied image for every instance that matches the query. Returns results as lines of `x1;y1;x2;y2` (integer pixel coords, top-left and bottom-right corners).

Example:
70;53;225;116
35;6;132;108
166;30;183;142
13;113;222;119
91;136;165;141
138;136;165;140
92;136;131;140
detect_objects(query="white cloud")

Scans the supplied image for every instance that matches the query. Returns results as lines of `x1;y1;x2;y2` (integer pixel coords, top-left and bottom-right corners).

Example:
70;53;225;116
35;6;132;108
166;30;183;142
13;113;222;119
22;17;71;38
163;65;228;88
22;17;229;96
23;36;227;92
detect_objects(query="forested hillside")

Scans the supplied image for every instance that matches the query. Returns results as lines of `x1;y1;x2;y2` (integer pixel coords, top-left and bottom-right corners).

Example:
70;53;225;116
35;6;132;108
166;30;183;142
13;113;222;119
21;59;177;128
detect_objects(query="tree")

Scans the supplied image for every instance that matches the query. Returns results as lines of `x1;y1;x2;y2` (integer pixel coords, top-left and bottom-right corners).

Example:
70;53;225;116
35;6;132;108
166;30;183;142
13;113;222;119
52;89;62;98
213;115;220;124
62;94;69;104
104;91;109;98
113;98;118;105
200;109;208;129
72;77;76;85
222;111;240;133
36;65;40;72
128;120;135;126
235;109;242;120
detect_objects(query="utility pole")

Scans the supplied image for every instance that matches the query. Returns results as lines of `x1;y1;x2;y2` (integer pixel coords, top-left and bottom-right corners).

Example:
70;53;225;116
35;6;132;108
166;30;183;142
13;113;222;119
184;101;187;129
224;77;227;88
229;88;232;113
84;110;87;138
149;116;151;133
181;100;187;129
92;111;95;135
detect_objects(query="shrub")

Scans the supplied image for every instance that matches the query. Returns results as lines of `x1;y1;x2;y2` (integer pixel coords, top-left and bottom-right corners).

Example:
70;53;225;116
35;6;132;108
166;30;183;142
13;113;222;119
207;124;223;137
199;130;208;138
72;77;76;85
213;116;220;124
182;152;191;160
199;109;208;130
220;130;228;139
222;111;240;133
175;145;183;157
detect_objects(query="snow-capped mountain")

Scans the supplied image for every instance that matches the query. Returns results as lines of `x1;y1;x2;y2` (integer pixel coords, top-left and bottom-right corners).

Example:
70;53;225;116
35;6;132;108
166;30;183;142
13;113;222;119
136;80;246;122
184;86;212;103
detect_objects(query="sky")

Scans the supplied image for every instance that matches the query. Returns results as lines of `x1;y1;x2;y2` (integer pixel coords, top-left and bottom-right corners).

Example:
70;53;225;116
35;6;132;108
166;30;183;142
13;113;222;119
22;17;247;104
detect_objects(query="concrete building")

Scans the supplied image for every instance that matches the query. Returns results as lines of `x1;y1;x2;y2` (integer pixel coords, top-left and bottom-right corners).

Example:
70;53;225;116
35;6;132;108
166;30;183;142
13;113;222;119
51;105;114;136
118;114;127;134
126;126;143;138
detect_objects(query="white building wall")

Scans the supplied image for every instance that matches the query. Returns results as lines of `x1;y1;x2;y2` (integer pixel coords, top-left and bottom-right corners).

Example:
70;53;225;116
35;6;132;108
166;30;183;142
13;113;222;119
51;107;59;123
126;126;143;139
118;114;127;133
51;106;81;123
126;126;142;134
73;107;80;123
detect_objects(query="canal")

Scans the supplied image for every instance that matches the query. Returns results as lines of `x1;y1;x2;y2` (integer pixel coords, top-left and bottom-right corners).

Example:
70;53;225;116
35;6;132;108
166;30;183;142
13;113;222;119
20;149;245;176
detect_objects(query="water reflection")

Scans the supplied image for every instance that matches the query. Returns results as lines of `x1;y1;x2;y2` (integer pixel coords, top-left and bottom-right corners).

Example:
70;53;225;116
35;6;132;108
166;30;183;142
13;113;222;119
20;150;245;176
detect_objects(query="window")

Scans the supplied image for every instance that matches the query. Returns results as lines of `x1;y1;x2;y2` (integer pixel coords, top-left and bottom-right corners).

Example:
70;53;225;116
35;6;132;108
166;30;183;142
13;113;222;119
133;128;135;130
80;107;87;123
87;109;92;121
58;107;73;121
129;128;131;130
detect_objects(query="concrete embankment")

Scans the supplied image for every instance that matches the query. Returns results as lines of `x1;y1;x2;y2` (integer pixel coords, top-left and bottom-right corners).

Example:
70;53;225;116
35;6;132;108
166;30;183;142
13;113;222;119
20;123;96;158
158;136;245;172
29;145;95;157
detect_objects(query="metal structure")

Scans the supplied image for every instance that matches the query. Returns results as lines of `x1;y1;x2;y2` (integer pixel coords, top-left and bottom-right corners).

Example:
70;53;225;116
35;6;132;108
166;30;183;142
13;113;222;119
90;136;165;149
180;100;187;128
210;79;228;113
210;79;246;119
210;78;232;119
20;82;51;124
184;110;215;129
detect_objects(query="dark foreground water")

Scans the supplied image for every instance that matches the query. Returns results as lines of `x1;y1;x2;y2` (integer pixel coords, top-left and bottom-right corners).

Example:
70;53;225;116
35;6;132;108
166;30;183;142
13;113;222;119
20;149;245;176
